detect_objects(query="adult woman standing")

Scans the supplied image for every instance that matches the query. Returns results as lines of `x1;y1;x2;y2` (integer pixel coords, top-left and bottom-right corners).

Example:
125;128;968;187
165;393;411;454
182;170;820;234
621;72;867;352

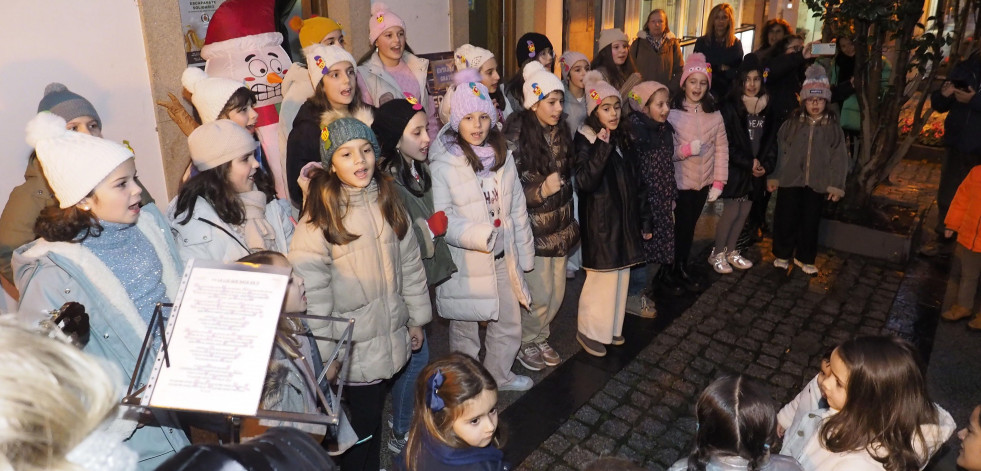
630;9;684;91
755;18;793;57
693;3;744;101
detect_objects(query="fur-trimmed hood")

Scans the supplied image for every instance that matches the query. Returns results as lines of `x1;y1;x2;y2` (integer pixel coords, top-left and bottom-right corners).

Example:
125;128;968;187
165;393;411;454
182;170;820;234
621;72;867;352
636;30;677;41
319;105;374;129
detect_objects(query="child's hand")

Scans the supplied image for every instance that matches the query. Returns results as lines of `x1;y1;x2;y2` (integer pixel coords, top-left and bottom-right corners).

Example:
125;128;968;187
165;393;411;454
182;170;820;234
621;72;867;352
680;140;702;158
767;182;778;193
427;211;448;236
408;326;424;351
945;229;954;238
298;162;324;198
597;128;610;142
827;193;841;202
706;181;723;202
777;424;786;438
642;233;653;240
752;159;766;177
541;172;562;198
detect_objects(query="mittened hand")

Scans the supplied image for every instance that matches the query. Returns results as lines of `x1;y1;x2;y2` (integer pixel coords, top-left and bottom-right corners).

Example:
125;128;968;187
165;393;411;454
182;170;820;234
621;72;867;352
690;140;702;156
597;128;610;143
707;182;723;202
427;211;448;236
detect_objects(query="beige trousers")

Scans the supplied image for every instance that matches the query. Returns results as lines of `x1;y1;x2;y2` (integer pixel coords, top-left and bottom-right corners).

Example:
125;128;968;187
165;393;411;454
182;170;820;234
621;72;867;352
577;268;630;344
521;255;568;344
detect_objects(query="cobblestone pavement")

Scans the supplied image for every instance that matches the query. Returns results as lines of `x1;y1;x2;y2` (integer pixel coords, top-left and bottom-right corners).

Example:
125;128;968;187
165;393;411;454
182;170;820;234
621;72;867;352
515;240;907;470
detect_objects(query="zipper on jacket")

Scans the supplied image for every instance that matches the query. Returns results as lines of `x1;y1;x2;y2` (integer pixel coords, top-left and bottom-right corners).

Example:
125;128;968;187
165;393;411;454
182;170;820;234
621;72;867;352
805;122;814;186
362;189;394;325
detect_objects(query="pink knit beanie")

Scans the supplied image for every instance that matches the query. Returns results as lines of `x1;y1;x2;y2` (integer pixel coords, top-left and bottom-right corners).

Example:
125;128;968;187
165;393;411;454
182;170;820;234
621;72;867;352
583;70;620;116
368;2;406;45
559;51;589;82
449;68;498;131
627;81;669;112
680;52;712;87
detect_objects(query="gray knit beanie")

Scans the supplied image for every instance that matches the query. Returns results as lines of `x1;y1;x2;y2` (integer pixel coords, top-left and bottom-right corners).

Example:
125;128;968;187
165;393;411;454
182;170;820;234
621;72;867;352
320;117;381;165
37;83;101;126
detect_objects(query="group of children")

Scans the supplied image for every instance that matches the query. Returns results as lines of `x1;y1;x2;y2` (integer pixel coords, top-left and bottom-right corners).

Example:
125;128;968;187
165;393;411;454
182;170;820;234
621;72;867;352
0;3;928;470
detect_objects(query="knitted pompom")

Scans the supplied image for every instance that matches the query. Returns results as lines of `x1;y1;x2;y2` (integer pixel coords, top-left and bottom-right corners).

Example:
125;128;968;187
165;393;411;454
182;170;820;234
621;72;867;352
453;67;482;86
43;82;69;96
583;70;605;89
288;16;304;32
522;60;547;81
371;2;388;14
181;67;208;94
805;64;827;80
688;52;707;64
25;111;68;148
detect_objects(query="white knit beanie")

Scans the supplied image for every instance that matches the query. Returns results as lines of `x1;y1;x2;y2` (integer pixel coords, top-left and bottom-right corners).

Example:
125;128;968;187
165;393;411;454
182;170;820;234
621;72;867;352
454;44;495;71
181;67;246;124
188;119;258;171
304;43;357;89
522;61;564;109
26;112;134;208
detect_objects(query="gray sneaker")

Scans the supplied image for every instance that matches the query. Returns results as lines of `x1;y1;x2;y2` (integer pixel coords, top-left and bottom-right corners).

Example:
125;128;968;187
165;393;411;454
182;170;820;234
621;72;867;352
625;294;658;318
516;343;544;371
537;341;561;366
387;429;408;454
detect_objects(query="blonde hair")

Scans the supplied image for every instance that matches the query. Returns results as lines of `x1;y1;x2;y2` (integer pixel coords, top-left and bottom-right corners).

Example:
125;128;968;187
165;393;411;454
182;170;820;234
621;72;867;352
706;3;737;48
0;322;118;471
404;353;500;471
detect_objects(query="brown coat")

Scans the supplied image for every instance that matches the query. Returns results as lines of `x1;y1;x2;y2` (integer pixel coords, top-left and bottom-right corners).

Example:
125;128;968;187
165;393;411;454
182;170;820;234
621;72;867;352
629;31;684;92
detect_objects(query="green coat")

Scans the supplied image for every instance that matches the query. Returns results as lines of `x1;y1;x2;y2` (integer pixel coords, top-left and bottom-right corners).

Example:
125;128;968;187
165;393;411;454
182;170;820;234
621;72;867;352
388;164;457;286
830;55;892;132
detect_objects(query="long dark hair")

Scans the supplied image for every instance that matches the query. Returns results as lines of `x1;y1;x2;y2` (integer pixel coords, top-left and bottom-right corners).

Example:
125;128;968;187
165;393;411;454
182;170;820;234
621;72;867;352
590;45;637;91
821;336;939;471
447;126;508;174
583;103;632;148
34;203;103;243
302;166;408;245
173;160;277;226
685;375;777;471
380;150;432;198
727;67;768;107
510;107;573;177
759;18;793;51
217;88;257;120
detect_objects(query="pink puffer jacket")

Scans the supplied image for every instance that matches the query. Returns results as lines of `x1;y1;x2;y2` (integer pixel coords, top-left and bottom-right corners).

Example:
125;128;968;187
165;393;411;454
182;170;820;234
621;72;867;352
667;104;729;190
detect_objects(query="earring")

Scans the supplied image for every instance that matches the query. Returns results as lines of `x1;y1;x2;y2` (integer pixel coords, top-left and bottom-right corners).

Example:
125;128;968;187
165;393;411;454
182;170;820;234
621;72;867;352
82;205;91;211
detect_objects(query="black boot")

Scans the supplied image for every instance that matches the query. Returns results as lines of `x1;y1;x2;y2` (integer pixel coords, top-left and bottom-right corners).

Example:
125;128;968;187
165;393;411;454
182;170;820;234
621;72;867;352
655;263;686;296
675;262;704;293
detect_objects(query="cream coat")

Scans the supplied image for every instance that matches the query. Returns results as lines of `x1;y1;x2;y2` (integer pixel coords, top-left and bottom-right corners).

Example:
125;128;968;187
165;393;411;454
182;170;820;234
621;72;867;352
168;196;294;263
429;124;535;322
288;182;431;383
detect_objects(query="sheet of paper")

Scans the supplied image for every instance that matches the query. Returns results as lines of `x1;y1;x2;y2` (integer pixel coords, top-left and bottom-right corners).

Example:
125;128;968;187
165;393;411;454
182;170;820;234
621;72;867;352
145;260;289;415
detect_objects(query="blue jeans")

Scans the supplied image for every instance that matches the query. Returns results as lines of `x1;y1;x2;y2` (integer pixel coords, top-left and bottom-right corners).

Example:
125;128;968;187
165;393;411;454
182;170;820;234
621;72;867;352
391;334;429;435
627;264;648;296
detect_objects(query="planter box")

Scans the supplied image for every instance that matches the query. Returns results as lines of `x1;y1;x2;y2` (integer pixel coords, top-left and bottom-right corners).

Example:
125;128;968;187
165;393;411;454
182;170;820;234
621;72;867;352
906;143;945;163
818;207;924;264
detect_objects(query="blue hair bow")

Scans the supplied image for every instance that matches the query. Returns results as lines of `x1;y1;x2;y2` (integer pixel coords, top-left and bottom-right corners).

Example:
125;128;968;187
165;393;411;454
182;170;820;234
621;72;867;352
427;369;445;412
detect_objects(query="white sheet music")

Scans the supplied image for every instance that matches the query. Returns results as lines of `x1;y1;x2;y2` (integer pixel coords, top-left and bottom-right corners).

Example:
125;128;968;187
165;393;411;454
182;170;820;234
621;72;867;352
143;260;289;415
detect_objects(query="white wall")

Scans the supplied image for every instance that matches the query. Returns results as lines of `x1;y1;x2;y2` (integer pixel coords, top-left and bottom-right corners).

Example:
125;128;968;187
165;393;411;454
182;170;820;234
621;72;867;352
374;0;453;54
0;1;167;211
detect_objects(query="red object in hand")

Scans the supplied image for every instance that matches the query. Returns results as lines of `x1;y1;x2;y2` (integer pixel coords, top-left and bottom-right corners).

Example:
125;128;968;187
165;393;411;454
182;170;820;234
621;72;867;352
427;211;448;236
494;219;501;227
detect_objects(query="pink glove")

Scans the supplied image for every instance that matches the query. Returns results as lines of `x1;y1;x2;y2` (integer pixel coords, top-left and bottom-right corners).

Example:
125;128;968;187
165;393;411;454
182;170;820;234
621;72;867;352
680;139;702;158
707;181;724;202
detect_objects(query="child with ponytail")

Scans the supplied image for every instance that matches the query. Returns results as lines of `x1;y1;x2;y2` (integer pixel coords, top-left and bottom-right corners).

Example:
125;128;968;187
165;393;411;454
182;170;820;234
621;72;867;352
288;117;431;471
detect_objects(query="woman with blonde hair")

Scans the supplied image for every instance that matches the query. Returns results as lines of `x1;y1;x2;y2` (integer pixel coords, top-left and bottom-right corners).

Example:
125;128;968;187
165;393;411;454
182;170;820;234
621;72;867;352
0;322;137;471
694;3;744;100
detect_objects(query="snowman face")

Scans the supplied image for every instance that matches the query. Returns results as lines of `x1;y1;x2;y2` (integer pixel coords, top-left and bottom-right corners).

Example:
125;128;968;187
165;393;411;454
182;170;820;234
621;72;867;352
203;33;289;107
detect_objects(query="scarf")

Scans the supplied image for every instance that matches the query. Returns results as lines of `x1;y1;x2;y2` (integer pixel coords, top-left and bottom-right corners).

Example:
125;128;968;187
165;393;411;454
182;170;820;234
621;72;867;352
446;135;499;178
238;190;276;252
646;33;666;52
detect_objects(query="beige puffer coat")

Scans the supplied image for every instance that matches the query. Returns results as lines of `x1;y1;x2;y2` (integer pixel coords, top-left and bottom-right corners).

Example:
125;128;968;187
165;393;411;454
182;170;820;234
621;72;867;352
288;181;431;383
429;125;535;322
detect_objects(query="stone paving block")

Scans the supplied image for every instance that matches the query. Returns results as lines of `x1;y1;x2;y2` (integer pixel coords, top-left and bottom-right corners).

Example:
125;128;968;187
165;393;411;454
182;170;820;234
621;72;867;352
614;369;642;387
660;426;693;449
604;379;631;398
612;405;643;424
628;431;655;451
771;372;799;389
661;358;687;375
689;357;716;374
544;433;573;455
561;445;598;469
575;404;602;425
519;450;555;470
744;363;774;380
590;391;618;411
615;444;647;466
630;390;654;409
583;434;617;454
559;419;591;441
637;416;668;438
661;390;687;409
601;417;632;436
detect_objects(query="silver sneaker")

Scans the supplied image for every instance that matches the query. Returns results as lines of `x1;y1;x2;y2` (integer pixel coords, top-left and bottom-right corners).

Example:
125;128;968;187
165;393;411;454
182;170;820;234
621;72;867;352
537;341;561;366
516;343;544;371
625;294;658;318
726;250;753;270
773;258;790;269
711;248;733;274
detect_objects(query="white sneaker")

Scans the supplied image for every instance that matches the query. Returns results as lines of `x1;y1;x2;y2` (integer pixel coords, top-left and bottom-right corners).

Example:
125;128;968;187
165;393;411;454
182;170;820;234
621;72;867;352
499;375;533;391
726;250;753;270
711;248;733;274
794;259;818;275
773;258;790;269
707;246;718;264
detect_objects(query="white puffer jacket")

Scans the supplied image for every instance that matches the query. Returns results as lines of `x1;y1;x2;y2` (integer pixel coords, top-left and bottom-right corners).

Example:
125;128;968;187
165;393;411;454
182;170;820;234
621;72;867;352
429;124;534;322
287;181;431;383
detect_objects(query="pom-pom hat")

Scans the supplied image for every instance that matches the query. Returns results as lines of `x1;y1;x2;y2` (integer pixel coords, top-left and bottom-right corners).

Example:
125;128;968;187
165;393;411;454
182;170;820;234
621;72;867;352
597;28;629;53
290;16;342;49
181;67;246;124
303;44;357;89
516;32;553;65
583;70;620;116
36;83;101;126
627;81;669;113
25;112;134;208
320;117;381;165
680;52;712;87
187;119;259;171
522;61;564;109
368;2;406;45
454;44;495;72
800;64;832;102
559;51;589;82
449;68;498;131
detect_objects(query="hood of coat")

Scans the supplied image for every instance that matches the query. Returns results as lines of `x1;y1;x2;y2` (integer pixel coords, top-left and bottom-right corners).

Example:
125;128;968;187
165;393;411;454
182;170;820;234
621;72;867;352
577;124;599;144
430;123;470;167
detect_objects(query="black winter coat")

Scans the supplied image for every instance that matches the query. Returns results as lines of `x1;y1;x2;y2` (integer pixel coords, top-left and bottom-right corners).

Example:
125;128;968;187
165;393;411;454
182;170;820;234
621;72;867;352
573;126;645;270
761;51;806;124
693;36;744;101
931;52;981;154
720;100;779;199
625;111;676;264
504;117;581;257
286;100;323;207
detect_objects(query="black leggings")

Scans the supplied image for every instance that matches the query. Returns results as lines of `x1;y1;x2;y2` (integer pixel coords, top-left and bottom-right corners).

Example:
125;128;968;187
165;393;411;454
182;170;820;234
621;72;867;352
674;186;710;264
334;381;387;471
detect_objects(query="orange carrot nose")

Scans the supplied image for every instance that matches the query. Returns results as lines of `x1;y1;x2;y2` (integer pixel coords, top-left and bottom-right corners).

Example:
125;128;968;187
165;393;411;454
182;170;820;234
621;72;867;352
267;73;283;84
